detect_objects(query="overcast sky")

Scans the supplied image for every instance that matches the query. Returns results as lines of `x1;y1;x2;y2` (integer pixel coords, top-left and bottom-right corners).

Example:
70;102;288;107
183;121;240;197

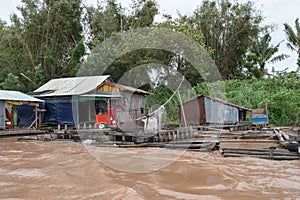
0;0;299;72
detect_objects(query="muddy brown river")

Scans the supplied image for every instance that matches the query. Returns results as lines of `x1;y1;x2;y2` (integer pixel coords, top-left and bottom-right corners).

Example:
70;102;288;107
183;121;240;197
1;137;300;199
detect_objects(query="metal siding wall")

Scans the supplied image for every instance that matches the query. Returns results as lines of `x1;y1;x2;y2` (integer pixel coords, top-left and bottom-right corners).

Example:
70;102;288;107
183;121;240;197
204;97;213;123
224;104;239;124
199;97;206;124
204;97;239;124
180;99;200;125
0;101;5;129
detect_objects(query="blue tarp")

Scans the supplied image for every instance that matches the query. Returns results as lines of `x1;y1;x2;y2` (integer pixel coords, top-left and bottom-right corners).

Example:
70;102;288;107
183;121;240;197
43;98;75;125
17;104;37;126
18;98;77;126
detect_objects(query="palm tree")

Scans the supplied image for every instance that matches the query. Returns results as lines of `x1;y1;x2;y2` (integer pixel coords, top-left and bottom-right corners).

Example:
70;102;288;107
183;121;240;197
253;33;289;68
245;33;289;78
284;18;300;65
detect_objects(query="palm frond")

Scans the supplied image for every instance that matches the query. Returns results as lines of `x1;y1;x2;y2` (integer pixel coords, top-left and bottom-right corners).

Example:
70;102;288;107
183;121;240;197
286;43;297;52
269;54;290;63
296;18;300;39
265;40;284;60
284;23;298;47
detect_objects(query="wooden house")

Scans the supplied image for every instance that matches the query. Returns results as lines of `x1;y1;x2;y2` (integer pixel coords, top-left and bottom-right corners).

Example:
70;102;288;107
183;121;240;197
96;82;150;122
19;76;150;128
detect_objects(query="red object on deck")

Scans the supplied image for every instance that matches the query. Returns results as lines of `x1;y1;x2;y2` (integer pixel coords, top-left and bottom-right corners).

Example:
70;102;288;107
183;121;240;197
5;122;11;129
5;108;13;122
96;108;115;126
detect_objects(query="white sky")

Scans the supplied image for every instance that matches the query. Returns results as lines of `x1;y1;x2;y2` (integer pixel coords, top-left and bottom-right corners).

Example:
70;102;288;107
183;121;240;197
0;0;299;72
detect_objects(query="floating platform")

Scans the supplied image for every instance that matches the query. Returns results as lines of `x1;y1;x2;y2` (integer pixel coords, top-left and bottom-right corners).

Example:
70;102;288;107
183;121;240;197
0;129;47;137
83;140;220;152
221;147;300;160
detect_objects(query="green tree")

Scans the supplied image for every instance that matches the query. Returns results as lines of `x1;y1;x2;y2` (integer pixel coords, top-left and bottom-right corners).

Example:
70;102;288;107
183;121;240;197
193;0;263;79
156;16;208;86
0;0;84;92
84;0;159;82
0;73;23;91
128;0;158;28
85;0;123;48
284;18;300;67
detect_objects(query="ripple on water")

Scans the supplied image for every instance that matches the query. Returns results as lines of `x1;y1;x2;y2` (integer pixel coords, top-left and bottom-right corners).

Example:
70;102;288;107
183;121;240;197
7;169;45;178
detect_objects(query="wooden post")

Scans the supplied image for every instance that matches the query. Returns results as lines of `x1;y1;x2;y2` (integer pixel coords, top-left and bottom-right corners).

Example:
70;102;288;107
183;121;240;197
38;111;42;128
75;97;79;129
172;131;176;141
35;106;38;129
107;99;110;127
189;126;193;138
177;130;180;140
11;105;14;128
158;133;162;142
178;91;187;127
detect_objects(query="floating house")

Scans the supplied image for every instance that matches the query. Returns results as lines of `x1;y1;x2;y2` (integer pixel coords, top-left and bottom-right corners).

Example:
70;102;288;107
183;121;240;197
179;95;250;126
18;76;150;128
0;90;43;129
96;82;150;122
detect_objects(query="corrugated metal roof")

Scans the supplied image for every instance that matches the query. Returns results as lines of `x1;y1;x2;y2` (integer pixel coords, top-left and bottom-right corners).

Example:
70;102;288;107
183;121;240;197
0;90;43;102
80;94;123;98
182;95;250;111
33;76;110;97
204;96;250;111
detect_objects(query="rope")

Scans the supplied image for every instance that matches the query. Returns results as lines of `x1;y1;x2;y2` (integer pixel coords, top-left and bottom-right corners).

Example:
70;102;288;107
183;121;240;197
136;76;185;120
177;90;187;127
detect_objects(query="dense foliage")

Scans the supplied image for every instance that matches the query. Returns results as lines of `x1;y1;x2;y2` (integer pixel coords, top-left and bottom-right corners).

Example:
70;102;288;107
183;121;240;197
0;0;84;92
155;72;300;126
0;0;300;126
193;0;263;79
194;71;300;126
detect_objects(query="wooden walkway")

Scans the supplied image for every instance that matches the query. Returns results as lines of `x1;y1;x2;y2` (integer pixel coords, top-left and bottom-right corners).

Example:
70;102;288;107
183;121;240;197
0;129;47;137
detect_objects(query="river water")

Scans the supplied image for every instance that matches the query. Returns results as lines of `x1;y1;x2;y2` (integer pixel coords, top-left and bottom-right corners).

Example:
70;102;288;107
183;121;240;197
1;137;300;199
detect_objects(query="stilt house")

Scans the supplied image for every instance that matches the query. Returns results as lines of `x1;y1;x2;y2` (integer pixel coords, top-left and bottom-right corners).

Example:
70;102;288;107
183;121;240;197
18;76;150;128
